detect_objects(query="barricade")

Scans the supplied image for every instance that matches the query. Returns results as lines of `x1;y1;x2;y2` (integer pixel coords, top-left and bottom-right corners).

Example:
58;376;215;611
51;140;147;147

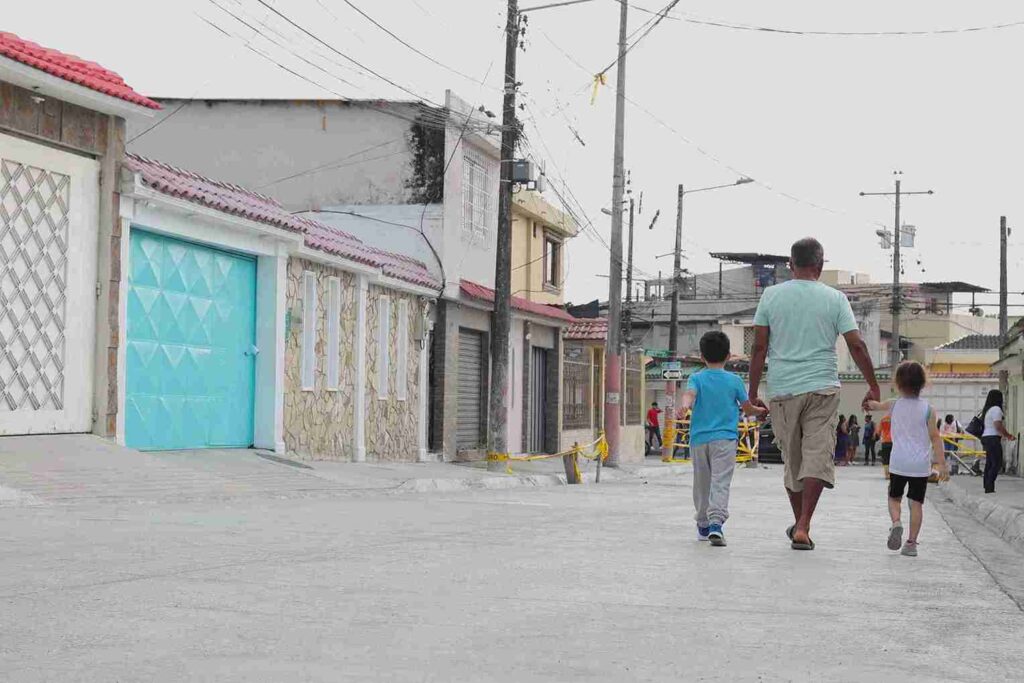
661;414;761;464
486;432;609;484
941;433;986;476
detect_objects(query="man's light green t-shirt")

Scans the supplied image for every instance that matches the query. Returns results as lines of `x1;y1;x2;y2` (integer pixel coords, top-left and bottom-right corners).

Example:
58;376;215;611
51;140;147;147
752;279;858;399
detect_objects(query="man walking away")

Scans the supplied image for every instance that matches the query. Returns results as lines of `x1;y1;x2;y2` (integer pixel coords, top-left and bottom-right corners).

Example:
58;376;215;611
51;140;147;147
748;238;881;551
645;402;663;455
862;414;877;465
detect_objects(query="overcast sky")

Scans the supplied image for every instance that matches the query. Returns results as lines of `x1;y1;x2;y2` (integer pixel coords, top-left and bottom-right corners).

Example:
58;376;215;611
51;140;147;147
9;0;1024;313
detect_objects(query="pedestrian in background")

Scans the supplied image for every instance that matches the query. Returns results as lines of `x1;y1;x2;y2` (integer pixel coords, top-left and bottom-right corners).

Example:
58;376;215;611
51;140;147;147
940;414;961;476
980;390;1015;494
879;413;893;479
835;415;849;466
862;414;877;465
866;361;949;557
748;238;880;551
846;415;860;464
645;402;662;455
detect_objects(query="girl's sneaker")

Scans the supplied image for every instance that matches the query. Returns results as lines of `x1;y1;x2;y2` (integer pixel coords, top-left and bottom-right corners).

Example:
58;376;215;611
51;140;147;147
887;522;903;551
697;526;710;541
901;540;918;557
708;524;726;547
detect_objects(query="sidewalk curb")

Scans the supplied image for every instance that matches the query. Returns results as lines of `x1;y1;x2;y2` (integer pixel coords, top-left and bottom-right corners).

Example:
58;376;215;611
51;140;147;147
937;480;1024;554
395;461;693;493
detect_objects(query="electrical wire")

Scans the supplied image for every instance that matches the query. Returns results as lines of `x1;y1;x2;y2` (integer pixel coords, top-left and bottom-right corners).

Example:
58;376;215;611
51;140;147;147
627;1;1024;37
335;0;498;90
597;0;681;77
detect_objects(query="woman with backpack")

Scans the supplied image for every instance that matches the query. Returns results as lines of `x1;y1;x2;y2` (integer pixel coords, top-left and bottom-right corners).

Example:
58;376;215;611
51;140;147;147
975;390;1016;493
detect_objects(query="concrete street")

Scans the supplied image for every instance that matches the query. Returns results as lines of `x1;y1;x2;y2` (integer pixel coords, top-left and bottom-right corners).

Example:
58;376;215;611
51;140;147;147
1;443;1023;682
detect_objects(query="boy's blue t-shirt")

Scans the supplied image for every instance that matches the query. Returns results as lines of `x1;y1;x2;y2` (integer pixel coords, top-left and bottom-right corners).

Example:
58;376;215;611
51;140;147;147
686;369;748;446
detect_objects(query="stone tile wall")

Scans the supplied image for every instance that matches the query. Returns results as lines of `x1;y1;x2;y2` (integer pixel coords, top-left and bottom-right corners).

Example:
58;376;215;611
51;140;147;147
365;285;423;461
283;258;357;460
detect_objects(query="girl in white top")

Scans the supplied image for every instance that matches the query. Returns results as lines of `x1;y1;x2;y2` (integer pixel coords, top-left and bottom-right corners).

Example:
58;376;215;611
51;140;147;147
979;389;1015;494
866;361;948;557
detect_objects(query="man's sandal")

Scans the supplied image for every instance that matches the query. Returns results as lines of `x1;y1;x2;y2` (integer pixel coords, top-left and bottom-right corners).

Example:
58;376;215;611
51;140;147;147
788;526;815;550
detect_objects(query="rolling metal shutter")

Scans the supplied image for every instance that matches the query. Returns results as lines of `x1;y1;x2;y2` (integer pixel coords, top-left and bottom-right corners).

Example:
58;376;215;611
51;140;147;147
457;329;484;449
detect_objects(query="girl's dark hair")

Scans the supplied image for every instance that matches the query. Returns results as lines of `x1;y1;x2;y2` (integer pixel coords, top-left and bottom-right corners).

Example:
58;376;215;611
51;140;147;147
981;389;1004;421
945;414;955;424
894;361;927;396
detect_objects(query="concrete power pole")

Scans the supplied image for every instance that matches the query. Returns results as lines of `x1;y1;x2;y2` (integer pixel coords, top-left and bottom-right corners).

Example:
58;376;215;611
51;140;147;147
487;0;519;470
860;173;933;369
1000;215;1009;397
603;0;628;468
1000;215;1009;341
664;184;683;427
626;197;635;304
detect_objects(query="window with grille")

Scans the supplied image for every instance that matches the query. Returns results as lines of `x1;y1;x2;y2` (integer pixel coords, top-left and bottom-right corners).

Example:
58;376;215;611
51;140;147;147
378;296;391;399
462;150;492;243
624;352;643;425
743;326;756;356
396;299;409;401
562;346;591;429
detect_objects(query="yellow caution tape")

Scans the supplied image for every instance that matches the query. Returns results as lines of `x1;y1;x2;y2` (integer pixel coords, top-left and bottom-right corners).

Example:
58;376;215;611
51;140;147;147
590;73;607;105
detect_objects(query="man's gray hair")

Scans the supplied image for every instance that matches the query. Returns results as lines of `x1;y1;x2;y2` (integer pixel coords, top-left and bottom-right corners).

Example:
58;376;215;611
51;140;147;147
790;237;824;269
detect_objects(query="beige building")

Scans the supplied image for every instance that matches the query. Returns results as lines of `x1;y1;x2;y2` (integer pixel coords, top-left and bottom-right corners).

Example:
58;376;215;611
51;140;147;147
561;319;646;463
511;190;577;306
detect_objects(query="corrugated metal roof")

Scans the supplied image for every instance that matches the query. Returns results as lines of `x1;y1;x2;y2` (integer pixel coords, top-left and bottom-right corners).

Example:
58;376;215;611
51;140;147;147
125;154;439;290
459;280;576;323
937;334;1001;351
0;32;160;109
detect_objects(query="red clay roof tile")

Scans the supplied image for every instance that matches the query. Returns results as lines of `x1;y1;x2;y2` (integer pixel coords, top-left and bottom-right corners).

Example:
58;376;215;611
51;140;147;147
125;154;439;290
0;32;161;110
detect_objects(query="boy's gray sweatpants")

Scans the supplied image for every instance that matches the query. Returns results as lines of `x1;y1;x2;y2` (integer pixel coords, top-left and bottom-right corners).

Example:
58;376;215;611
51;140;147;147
692;439;737;527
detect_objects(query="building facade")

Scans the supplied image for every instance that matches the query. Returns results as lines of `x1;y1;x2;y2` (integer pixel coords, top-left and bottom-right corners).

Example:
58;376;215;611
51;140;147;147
0;32;160;439
127;91;575;461
562;319;646;462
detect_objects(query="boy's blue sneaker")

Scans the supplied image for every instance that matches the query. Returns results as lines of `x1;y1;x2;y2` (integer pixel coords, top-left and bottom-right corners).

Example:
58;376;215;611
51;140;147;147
708;524;726;547
697;526;710;541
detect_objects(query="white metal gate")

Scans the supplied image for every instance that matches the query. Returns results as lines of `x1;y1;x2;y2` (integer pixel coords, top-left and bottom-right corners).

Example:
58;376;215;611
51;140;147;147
0;133;99;434
921;378;996;427
529;347;547;453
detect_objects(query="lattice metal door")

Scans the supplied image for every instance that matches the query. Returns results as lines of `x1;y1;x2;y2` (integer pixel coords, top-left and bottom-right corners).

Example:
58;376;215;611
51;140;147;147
0;133;99;435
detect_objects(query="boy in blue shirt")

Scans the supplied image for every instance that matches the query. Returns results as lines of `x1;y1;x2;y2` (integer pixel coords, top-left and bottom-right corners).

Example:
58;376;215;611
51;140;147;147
680;331;766;546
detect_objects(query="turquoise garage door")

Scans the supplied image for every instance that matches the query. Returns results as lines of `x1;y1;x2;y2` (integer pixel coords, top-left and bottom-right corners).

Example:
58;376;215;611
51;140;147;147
125;230;257;450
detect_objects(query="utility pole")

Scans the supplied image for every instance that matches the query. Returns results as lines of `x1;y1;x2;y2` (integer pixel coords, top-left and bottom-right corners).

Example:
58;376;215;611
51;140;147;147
663;183;683;427
602;0;628;468
1000;215;1009;341
487;0;519;470
626;197;635;304
1000;215;1009;398
860;173;933;369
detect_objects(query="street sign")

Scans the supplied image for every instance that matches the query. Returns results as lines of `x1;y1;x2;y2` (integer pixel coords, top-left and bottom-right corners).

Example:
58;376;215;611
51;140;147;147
662;361;682;371
662;369;683;380
645;348;673;359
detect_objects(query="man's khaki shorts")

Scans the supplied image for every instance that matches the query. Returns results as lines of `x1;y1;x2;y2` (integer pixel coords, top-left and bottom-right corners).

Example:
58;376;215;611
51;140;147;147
769;391;840;492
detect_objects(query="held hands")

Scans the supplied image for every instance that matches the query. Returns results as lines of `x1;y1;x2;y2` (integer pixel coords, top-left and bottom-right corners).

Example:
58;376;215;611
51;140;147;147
861;385;881;411
742;401;769;418
935;461;950;483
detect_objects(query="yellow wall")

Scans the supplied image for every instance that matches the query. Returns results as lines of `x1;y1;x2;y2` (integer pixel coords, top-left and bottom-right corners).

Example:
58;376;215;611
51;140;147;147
511;191;577;305
926;362;995;374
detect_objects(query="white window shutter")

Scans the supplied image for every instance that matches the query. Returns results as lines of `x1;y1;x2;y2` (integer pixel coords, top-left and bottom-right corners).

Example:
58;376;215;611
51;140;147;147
326;277;341;390
301;271;317;390
397;300;409;401
378;296;390;398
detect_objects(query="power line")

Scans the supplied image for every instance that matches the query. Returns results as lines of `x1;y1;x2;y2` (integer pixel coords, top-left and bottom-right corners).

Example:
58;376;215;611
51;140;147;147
252;0;443;106
335;0;497;90
254;139;407;188
627;2;1024;37
596;0;681;77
